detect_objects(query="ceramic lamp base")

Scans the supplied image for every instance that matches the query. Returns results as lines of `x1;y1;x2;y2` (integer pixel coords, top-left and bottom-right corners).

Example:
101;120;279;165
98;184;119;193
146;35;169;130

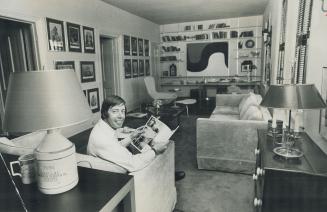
34;130;78;194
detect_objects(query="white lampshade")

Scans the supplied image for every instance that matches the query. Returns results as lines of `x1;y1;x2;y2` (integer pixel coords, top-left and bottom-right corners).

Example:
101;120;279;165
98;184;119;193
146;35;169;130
3;70;92;132
3;70;92;194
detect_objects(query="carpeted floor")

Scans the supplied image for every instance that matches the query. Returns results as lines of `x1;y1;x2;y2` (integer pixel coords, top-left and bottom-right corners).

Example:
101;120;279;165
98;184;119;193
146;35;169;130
171;114;254;212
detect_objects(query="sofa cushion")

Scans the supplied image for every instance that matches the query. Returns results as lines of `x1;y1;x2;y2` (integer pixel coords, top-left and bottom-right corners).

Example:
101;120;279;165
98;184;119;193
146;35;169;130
260;107;272;121
239;93;259;118
212;106;239;115
241;105;263;120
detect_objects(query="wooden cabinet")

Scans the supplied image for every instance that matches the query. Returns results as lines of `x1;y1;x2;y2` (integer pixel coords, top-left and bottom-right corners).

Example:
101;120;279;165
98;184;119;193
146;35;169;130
254;130;327;212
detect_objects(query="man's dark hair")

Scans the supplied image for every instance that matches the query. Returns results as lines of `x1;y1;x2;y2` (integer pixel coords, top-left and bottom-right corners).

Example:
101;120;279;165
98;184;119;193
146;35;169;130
101;95;126;120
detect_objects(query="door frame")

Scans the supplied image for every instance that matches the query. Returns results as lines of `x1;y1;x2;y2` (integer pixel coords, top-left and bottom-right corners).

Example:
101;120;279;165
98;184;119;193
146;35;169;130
99;33;120;100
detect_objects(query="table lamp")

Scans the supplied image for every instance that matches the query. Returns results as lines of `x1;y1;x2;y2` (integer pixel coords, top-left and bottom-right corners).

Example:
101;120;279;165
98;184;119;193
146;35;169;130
260;84;326;157
3;70;92;194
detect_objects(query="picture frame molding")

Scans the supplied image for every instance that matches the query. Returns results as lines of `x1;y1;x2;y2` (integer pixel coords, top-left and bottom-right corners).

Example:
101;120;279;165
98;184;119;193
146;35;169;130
87;88;100;113
67;22;81;52
80;61;96;83
55;61;75;71
83;26;95;53
46;17;66;51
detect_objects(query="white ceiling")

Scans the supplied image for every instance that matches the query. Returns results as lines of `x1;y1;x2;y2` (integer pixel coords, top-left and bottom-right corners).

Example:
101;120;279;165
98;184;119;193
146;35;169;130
101;0;269;25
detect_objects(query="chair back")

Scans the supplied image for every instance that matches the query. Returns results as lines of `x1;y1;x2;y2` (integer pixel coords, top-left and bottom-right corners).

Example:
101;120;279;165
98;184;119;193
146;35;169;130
144;76;158;98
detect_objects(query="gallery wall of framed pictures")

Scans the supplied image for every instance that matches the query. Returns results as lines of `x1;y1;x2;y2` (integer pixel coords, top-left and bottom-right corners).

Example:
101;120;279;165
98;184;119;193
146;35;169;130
47;17;99;113
123;34;151;79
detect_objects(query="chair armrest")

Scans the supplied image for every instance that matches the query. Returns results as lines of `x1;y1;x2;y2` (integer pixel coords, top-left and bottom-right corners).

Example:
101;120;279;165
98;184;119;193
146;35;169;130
76;153;127;174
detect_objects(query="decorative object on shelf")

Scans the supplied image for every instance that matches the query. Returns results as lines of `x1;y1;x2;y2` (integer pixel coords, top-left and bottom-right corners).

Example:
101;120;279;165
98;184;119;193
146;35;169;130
139;59;144;76
169;64;177;76
3;70;92;194
195;33;209;40
215;23;229;28
124;35;131;56
80;61;96;83
212;31;227;39
162;46;180;52
241;60;253;72
250;51;260;57
138;38;143;56
87;88;100;113
67;22;81;52
245;39;255;48
197;24;203;30
83;26;95;53
55;61;75;71
131;37;138;56
230;30;238;38
144;39;149;56
238;41;243;49
132;59;138;77
260;84;326;158
184;25;192;31
145;59;150;76
160;56;177;62
46;18;65;51
240;30;254;37
208;24;215;29
124;59;131;79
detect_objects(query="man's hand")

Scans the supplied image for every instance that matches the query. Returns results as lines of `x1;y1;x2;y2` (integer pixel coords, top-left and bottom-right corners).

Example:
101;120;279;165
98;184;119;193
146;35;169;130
151;141;169;155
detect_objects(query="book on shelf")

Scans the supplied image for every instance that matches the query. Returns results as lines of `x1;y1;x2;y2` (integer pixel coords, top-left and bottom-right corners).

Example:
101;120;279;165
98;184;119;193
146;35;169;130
127;116;179;154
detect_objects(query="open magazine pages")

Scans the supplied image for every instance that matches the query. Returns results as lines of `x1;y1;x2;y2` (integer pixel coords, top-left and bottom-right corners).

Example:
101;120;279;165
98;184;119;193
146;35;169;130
127;116;179;154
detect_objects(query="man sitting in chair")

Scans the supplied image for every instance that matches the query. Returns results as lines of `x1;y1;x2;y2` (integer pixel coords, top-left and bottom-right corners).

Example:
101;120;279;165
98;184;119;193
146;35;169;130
87;95;168;172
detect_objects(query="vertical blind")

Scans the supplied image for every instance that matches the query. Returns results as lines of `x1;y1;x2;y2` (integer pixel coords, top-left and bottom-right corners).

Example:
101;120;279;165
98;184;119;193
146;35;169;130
276;0;288;84
293;0;313;84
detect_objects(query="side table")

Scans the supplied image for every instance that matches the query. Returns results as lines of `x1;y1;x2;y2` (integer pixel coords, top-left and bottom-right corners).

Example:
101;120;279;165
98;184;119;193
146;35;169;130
0;153;135;212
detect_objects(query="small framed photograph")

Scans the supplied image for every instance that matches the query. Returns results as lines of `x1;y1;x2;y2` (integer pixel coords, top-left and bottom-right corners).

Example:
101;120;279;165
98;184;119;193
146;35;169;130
80;61;96;83
87;88;100;113
124;59;132;79
67;22;81;52
138;38;143;56
184;25;191;31
131;37;137;56
124;35;130;56
169;64;177;76
139;59;144;76
144;39;149;56
145;59;150;76
46;18;65;51
55;61;75;71
83;26;95;53
132;59;138;77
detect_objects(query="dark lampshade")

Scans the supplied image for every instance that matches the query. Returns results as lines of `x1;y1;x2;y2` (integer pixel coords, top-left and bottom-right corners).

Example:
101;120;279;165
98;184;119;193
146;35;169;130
260;84;326;110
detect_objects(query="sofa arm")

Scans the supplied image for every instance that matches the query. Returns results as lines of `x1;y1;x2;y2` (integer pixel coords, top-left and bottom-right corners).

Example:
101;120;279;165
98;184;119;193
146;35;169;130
215;94;248;107
130;141;176;212
196;118;267;174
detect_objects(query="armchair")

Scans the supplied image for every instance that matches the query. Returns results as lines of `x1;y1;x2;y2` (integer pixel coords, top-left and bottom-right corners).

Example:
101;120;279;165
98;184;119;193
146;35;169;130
144;76;177;105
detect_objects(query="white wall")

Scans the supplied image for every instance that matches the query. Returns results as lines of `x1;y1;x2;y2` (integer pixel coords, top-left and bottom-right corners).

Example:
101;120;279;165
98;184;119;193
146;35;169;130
302;0;327;153
0;0;160;136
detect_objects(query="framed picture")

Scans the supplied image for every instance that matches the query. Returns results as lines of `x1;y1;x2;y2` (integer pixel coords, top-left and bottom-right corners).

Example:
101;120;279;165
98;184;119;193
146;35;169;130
320;67;327;141
124;59;132;79
131;37;137;56
124;35;130;56
169;64;177;76
55;61;75;71
144;39;149;56
46;18;65;51
80;61;96;83
66;22;81;52
132;59;138;77
83;26;95;53
138;38;143;56
139;59;144;76
145;59;150;76
87;88;100;113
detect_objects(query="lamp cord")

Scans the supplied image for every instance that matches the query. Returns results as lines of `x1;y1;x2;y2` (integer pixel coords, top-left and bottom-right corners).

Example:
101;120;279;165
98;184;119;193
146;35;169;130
0;153;28;212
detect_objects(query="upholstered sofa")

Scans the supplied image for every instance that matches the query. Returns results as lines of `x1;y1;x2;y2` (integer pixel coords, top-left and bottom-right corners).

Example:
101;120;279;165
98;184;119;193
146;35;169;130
196;93;271;174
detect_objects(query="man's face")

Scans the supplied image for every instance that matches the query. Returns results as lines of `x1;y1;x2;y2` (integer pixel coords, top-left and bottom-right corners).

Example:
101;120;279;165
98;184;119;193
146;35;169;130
107;103;126;129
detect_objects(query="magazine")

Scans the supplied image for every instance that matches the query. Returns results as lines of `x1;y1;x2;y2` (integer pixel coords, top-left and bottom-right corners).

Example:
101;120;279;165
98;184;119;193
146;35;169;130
127;116;179;154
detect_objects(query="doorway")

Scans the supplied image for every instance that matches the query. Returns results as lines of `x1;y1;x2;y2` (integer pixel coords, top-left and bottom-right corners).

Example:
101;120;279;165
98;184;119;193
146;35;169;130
100;36;119;100
0;17;39;134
